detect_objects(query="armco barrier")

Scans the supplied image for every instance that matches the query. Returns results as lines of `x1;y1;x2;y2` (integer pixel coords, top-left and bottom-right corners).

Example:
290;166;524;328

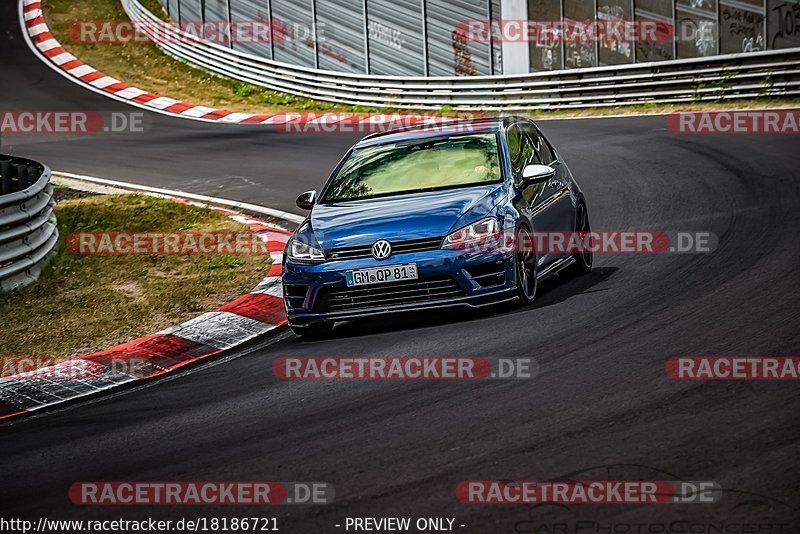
123;0;800;111
0;155;58;292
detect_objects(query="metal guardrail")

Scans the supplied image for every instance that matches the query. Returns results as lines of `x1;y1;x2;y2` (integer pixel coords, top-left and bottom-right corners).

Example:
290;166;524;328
124;0;800;111
0;155;58;292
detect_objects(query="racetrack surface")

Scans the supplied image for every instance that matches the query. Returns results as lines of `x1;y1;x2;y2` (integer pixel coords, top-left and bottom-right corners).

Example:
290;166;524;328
2;0;799;530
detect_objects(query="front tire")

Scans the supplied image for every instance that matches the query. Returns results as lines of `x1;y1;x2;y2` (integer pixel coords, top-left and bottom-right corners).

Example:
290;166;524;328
515;227;538;304
290;321;334;340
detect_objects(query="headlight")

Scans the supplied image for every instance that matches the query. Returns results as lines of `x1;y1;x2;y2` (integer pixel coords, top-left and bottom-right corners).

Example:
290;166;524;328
287;224;325;264
288;238;325;263
441;217;501;250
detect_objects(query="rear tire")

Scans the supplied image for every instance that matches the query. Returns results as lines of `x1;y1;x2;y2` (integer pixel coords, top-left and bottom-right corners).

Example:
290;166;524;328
565;202;593;276
290;321;334;340
515;227;538;304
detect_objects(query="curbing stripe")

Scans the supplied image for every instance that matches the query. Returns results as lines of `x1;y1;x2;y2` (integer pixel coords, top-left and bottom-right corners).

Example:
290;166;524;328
87;334;218;374
89;76;122;89
68;64;96;78
219;294;287;326
161;311;279;350
251;276;283;298
114;87;149;99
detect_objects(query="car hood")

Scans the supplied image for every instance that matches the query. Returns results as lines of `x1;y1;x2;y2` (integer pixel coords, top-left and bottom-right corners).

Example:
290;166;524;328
310;185;505;250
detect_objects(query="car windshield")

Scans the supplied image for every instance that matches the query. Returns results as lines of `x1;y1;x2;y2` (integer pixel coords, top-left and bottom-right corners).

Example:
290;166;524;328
320;133;502;202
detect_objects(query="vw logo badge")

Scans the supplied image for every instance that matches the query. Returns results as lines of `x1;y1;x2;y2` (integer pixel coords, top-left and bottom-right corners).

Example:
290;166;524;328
371;240;392;260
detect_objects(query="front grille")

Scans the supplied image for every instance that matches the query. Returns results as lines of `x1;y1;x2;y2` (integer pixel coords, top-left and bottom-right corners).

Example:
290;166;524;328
315;276;465;312
326;236;443;261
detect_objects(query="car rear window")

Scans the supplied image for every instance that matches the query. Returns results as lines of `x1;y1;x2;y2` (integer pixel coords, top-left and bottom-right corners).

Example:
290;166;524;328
320;133;502;202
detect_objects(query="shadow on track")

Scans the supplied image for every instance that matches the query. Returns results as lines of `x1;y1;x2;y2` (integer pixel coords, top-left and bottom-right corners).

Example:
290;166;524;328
292;266;619;342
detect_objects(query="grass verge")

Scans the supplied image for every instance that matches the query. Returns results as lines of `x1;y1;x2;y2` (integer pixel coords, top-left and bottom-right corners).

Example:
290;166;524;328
41;0;800;118
0;193;270;359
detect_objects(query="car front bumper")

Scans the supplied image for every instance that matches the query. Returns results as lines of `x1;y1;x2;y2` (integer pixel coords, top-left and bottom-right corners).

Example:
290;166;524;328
282;248;518;325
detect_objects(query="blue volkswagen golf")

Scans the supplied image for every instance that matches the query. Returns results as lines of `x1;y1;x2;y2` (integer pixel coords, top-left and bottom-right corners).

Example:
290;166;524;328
282;116;592;338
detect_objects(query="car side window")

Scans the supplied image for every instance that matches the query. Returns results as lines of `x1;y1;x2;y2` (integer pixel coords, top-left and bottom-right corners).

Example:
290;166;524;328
507;125;525;175
522;123;556;165
521;129;539;168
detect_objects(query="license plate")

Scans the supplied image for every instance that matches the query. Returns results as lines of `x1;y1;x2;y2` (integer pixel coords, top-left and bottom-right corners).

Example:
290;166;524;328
346;263;419;287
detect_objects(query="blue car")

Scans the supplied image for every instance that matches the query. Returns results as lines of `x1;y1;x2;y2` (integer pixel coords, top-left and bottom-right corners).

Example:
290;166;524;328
282;116;592;338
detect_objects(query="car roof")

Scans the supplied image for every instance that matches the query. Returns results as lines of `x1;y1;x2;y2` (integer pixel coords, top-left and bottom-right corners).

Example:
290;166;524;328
354;115;528;148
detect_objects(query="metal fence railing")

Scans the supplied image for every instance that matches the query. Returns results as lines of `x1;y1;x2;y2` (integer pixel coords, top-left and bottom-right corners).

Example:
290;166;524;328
0;155;58;292
124;0;800;111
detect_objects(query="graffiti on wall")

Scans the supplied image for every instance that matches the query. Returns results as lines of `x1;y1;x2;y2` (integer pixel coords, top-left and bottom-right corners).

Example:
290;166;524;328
768;0;800;49
721;4;765;53
678;16;717;56
452;30;478;76
533;26;562;69
597;3;633;61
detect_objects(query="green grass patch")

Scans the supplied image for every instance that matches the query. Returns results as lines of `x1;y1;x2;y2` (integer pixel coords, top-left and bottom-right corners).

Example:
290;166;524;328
0;193;271;358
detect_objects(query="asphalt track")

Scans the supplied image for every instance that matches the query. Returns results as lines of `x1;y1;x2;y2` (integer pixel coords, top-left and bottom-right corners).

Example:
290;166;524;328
2;1;800;531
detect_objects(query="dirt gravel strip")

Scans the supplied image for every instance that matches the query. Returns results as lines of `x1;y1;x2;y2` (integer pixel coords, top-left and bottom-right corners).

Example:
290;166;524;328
0;198;291;421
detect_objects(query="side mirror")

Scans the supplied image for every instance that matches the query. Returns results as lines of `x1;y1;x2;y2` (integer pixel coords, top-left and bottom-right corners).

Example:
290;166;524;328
296;190;317;211
521;164;555;186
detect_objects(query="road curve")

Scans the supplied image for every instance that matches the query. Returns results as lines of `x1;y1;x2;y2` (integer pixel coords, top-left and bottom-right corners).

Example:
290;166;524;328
1;0;799;531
